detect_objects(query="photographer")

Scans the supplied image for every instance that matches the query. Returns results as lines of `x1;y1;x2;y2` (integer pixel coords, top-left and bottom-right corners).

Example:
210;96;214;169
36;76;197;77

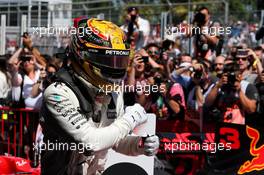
145;43;164;71
187;62;214;111
189;7;219;60
121;7;150;50
236;48;263;84
6;33;47;108
140;47;164;71
160;39;179;78
205;63;259;124
126;50;154;108
184;62;213;127
149;73;186;121
170;54;193;95
0;55;12;106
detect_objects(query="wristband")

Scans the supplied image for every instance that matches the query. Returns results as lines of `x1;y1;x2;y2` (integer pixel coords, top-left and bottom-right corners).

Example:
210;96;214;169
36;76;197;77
253;59;259;68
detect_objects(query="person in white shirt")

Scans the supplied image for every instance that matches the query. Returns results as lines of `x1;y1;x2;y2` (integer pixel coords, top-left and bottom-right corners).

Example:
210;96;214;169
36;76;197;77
8;33;47;109
40;18;159;175
0;55;11;106
120;7;150;50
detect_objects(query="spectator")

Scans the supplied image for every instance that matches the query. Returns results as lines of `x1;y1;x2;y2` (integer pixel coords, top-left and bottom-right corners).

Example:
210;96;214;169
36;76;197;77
126;51;150;107
144;43;164;70
121;7;150;50
170;54;193;93
19;52;45;109
160;39;177;77
10;34;47;109
254;46;263;67
205;63;259;124
0;55;12;106
6;48;24;105
212;55;225;78
187;7;220;60
145;43;161;62
187;62;214;111
149;73;186;120
31;56;63;98
235;48;263;84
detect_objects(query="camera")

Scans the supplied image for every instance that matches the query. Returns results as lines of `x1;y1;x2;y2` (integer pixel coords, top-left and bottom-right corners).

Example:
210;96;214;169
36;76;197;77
189;64;203;80
20;55;32;62
141;56;149;63
130;15;137;22
167;51;176;60
154;76;162;86
227;72;236;86
193;12;206;27
221;63;239;92
194;70;203;79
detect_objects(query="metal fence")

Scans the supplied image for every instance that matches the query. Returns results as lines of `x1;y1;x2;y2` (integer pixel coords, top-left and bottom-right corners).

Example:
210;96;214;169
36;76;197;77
0;0;263;56
0;107;39;161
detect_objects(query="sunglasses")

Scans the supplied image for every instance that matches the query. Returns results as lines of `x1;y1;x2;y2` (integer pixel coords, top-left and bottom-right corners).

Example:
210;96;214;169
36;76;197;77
147;50;160;55
214;63;224;66
236;57;247;61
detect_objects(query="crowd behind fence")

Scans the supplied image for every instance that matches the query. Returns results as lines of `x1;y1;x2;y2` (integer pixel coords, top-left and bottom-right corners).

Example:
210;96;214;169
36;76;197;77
0;4;264;175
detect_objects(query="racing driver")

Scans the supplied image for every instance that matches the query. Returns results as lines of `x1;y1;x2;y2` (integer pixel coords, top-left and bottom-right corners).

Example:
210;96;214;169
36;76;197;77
40;18;159;175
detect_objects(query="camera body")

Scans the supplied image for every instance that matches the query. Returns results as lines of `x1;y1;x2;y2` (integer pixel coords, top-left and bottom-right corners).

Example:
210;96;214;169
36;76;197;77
221;63;240;93
194;69;203;79
130;15;137;23
20;55;32;62
193;12;206;27
227;72;236;86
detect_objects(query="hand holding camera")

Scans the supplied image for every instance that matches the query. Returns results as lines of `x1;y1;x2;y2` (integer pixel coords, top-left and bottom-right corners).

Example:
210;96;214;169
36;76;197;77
22;32;33;50
218;71;242;92
133;54;143;66
191;63;204;81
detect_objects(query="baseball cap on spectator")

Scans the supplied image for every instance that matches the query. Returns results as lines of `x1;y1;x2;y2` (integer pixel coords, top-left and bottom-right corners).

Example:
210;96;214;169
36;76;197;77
236;49;249;58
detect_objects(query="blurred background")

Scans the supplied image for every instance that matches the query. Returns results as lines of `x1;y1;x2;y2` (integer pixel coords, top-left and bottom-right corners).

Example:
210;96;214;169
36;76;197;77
0;0;264;56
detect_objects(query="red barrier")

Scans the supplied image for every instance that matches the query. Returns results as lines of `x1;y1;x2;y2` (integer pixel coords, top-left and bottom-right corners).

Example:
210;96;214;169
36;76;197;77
155;111;204;175
0;107;39;162
0;156;40;174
